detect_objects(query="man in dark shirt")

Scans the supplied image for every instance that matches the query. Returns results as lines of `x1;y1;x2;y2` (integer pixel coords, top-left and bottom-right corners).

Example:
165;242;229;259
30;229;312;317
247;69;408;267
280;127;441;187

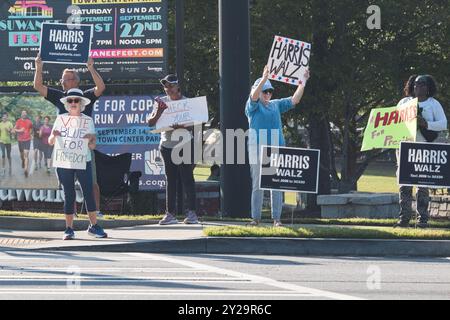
33;54;106;216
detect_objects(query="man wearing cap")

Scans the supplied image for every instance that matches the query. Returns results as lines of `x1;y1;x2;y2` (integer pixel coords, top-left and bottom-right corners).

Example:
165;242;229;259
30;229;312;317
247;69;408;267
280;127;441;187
34;54;105;217
148;74;199;225
246;65;309;227
394;75;447;228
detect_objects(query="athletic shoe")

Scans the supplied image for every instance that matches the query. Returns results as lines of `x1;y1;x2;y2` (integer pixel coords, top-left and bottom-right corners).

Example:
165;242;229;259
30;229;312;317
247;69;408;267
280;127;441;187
87;224;108;238
417;221;429;229
274;220;283;227
159;213;178;225
24;170;28;178
97;211;104;219
63;227;75;240
393;221;409;228
247;219;260;226
183;211;199;224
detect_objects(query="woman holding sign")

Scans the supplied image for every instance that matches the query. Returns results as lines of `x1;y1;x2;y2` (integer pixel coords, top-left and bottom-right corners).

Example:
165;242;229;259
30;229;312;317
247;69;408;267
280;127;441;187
394;75;447;229
246;65;309;227
49;89;108;240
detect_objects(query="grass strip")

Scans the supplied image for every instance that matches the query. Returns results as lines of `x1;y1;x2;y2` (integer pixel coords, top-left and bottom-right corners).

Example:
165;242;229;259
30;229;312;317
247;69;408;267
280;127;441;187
204;225;450;240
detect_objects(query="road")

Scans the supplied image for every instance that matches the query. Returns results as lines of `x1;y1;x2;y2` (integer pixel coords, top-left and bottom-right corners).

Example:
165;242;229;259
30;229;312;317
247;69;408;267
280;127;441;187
0;142;59;189
0;251;449;300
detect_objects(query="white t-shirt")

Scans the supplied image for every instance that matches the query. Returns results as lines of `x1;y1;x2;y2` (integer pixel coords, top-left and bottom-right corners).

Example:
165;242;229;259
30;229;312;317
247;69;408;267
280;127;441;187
397;97;447;142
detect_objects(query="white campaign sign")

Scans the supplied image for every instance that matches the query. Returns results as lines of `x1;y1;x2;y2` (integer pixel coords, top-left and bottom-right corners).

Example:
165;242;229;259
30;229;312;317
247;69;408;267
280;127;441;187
152;96;209;133
52;115;91;170
267;35;311;86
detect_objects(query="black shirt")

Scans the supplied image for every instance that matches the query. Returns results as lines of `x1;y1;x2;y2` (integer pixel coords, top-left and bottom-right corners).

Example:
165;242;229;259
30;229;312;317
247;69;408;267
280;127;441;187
45;87;98;117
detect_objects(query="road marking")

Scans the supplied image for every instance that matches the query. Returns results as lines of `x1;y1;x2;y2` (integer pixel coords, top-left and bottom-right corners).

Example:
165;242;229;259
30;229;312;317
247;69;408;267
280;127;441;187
0;290;314;297
128;253;364;300
0;267;216;273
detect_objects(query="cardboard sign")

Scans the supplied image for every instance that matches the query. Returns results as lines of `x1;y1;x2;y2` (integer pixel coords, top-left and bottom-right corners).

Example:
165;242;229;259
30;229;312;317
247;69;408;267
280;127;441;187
40;23;93;64
152;96;209;133
361;98;418;151
398;141;450;188
52;115;93;170
267;35;311;86
259;146;320;193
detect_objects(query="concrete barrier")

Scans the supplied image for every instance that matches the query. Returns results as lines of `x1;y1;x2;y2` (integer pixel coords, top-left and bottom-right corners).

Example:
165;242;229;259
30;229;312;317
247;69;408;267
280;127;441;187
317;193;399;219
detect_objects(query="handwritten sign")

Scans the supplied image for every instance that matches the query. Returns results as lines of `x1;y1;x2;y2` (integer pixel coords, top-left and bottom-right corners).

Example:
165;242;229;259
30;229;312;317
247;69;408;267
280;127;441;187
40;23;93;64
152;96;209;133
361;98;418;151
52;115;93;170
267;35;311;86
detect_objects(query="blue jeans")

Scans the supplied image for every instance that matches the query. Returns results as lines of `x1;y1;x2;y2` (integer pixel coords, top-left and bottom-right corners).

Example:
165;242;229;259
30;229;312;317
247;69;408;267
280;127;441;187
249;157;283;221
57;162;96;215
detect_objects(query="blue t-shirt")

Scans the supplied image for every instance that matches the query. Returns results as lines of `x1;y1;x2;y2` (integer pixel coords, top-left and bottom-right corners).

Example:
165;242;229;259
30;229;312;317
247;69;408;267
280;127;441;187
245;97;293;146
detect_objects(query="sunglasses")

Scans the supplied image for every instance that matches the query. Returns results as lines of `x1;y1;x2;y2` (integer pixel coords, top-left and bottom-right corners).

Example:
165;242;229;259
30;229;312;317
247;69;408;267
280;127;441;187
67;98;81;104
262;89;274;94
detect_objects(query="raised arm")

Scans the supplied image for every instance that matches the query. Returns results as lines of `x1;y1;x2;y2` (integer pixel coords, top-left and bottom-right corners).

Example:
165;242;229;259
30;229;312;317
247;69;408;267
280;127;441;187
250;65;270;102
33;54;48;97
292;69;310;105
87;58;106;97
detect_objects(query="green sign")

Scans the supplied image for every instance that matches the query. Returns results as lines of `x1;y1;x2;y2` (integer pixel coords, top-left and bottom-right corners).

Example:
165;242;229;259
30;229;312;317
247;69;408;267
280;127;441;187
361;98;418;151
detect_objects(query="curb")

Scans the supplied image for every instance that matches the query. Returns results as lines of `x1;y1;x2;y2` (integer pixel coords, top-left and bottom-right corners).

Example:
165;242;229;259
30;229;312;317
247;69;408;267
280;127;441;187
0;216;158;231
33;237;450;257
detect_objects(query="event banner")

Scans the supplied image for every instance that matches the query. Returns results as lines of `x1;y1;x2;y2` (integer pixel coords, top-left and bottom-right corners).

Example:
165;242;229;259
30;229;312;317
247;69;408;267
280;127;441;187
92;96;166;191
267;35;311;86
259;146;320;193
0;0;167;81
361;98;418;151
40;22;93;64
152;96;209;133
52;115;91;170
398;142;450;188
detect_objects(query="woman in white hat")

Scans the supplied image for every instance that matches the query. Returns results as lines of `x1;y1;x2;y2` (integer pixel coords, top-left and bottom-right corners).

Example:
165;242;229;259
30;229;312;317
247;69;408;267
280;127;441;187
48;88;107;240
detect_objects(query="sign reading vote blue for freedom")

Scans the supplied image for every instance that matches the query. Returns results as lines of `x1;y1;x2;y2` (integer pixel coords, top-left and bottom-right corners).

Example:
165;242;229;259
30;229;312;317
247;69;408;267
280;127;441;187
398;142;450;188
259;146;320;193
267;35;311;86
40;23;93;64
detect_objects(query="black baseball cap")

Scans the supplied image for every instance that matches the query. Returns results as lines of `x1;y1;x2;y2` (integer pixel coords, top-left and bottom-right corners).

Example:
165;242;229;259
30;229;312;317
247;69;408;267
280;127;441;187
160;74;179;86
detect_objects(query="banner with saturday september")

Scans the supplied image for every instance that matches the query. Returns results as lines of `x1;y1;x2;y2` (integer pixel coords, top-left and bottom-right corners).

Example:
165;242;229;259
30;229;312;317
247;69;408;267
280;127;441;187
361;98;418;151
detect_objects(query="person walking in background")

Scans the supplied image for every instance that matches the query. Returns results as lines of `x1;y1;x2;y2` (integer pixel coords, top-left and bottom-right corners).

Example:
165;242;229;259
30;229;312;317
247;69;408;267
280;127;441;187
246;65;309;227
48;89;107;240
14;110;33;178
32;114;44;170
0;113;13;176
394;75;448;229
148;74;199;225
39;116;53;174
34;54;105;217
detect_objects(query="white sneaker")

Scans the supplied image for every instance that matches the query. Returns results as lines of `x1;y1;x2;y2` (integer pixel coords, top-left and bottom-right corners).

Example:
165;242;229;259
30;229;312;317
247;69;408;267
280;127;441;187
159;213;178;225
183;211;199;224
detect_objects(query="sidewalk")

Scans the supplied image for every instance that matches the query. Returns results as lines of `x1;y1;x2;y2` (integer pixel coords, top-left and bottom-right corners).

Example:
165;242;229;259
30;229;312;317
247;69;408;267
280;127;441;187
1;221;450;257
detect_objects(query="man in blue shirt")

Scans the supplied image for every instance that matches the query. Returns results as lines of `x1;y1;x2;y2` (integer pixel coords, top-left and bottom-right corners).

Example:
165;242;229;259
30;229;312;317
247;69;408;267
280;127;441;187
245;65;309;227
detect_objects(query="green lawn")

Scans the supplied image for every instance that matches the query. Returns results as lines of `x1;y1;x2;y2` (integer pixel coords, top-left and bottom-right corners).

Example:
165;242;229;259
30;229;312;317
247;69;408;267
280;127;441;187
195;161;400;206
204;225;450;240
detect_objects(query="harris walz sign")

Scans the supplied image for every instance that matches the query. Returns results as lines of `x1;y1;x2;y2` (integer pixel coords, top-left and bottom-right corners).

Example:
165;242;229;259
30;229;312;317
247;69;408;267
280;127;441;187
398;142;450;188
259;146;320;193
